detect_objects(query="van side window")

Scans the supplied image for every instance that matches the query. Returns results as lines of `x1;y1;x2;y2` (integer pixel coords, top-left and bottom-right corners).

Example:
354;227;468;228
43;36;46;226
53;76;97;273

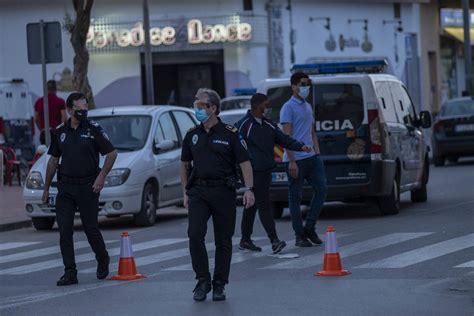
390;82;415;126
266;86;294;122
375;81;397;123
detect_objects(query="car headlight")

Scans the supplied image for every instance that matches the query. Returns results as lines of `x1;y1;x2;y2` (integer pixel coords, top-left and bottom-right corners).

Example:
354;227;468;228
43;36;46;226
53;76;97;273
104;168;130;187
26;171;44;190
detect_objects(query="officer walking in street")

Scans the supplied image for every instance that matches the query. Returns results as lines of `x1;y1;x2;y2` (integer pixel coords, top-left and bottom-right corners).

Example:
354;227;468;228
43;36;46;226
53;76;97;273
180;88;255;302
42;92;117;286
235;93;312;254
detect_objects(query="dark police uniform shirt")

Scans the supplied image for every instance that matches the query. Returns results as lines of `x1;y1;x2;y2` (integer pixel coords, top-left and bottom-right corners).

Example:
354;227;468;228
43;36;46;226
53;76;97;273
48;119;115;178
181;119;249;179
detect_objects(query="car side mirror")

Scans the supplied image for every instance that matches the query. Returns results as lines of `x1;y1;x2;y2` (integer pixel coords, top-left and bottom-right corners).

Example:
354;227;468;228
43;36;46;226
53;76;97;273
419;111;432;128
154;139;174;153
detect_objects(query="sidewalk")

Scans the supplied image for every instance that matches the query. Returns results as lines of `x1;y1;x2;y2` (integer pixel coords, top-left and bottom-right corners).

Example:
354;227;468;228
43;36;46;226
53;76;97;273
0;185;31;232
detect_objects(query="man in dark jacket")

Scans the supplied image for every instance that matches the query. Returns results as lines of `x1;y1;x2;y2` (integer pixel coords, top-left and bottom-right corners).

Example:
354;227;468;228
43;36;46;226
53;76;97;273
235;93;311;254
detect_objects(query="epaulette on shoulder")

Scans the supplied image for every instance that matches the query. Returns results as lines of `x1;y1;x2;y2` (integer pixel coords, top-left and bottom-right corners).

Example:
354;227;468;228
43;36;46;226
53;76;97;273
56;123;64;130
187;125;199;133
225;125;238;133
88;120;100;128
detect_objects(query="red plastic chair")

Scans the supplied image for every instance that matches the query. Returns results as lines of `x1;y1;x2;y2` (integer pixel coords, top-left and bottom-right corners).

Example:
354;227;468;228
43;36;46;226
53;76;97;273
1;146;21;186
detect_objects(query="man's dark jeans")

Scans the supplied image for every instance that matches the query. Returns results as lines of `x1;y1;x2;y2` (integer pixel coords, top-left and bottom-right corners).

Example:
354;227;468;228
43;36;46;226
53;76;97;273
286;155;327;236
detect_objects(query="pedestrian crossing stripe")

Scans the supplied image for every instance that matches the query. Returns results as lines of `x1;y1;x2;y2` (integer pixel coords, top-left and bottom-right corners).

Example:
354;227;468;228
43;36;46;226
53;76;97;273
262;232;434;270
0;242;41;251
356;233;474;268
0;233;473;276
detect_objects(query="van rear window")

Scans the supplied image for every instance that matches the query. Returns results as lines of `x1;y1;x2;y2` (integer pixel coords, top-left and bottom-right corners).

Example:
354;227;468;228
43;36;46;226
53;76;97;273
266;84;364;131
314;84;364;131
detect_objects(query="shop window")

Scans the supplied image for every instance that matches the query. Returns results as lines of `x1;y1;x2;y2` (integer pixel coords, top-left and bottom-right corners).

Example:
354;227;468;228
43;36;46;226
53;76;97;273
243;0;253;11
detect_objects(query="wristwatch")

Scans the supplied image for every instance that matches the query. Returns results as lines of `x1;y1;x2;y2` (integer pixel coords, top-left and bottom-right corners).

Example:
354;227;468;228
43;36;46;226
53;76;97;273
243;187;254;192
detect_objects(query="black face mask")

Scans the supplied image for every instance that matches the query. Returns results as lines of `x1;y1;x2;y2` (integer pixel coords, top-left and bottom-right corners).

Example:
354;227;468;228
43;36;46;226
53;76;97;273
74;109;88;121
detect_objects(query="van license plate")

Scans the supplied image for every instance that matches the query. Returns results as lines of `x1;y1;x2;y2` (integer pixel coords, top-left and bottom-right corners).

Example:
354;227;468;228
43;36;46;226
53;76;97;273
455;124;474;132
272;172;288;182
48;196;56;207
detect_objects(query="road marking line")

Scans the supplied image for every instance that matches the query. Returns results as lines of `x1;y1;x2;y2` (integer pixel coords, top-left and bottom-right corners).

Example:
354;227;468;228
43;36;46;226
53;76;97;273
0;238;186;275
356;233;474;268
0;242;41;251
0;241;93;264
263;232;433;270
83;237;265;273
455;260;474;268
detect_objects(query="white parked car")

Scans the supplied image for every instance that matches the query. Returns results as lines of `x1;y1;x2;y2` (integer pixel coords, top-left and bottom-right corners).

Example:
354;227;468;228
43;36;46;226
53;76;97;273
23;105;198;230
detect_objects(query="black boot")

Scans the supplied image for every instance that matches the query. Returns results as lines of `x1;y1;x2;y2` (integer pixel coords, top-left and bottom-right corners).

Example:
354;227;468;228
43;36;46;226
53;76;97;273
304;228;323;245
97;256;110;280
193;279;211;302
56;272;78;286
295;234;312;247
271;238;287;254
212;280;226;301
239;239;262;252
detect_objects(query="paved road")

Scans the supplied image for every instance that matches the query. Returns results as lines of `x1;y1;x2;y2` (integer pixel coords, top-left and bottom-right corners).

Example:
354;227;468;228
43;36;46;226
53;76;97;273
0;159;473;315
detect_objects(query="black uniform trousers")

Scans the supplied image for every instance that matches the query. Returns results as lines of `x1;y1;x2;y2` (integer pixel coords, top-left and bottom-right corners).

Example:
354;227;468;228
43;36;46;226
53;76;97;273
55;181;109;274
241;170;278;242
187;185;236;284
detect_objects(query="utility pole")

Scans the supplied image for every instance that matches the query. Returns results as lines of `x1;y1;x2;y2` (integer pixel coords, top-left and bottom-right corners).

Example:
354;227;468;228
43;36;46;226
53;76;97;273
462;0;472;95
143;0;155;104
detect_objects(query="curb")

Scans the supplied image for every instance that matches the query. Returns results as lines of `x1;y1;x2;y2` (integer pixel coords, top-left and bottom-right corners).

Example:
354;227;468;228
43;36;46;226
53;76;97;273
0;220;32;232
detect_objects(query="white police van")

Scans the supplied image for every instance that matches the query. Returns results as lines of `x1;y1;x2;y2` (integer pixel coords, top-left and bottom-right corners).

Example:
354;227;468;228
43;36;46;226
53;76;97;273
257;60;432;217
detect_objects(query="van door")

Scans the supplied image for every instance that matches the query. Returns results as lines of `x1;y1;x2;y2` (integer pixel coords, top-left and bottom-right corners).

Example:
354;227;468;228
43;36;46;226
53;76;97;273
313;83;370;186
153;112;182;202
389;82;422;184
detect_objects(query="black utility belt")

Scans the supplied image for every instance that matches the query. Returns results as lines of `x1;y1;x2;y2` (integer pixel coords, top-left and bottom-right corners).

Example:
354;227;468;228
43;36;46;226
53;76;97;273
58;173;97;185
194;176;239;189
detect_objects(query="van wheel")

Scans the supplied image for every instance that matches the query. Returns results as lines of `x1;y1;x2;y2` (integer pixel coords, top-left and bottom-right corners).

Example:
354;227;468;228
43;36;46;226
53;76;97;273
411;161;428;203
134;182;158;227
271;202;284;219
433;156;445;167
377;175;400;215
32;217;55;230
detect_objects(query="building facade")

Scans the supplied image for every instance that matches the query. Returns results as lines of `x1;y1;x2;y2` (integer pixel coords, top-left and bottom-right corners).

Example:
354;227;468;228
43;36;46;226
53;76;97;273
0;0;440;113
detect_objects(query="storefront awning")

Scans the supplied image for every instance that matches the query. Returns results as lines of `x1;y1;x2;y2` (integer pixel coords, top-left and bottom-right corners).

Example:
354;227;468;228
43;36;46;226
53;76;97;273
444;27;474;45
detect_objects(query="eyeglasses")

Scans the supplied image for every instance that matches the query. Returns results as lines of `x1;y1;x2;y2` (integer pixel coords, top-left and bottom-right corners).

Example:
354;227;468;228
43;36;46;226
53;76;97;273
193;99;212;108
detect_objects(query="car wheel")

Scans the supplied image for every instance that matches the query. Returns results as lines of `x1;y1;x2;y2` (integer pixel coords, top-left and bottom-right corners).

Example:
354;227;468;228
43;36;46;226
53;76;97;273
134;182;158;227
433;155;445;167
377;173;400;215
32;217;55;230
411;161;428;203
271;202;284;219
447;156;459;164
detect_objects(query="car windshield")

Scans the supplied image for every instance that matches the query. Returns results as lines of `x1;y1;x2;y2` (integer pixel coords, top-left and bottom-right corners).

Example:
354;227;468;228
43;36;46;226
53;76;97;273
91;115;152;152
219;112;247;125
221;98;251;111
441;100;474;116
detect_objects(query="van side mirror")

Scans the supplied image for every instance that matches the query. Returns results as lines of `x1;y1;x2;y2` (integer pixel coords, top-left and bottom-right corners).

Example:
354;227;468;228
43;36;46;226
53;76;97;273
154;139;174;153
419;111;432;128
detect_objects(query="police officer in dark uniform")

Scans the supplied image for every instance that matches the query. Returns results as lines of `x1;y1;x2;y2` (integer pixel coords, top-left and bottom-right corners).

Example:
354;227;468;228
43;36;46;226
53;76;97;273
42;92;117;286
235;93;312;254
180;88;255;302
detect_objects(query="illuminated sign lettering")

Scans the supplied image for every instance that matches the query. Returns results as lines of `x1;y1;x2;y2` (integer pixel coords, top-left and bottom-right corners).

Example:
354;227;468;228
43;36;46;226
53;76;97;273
86;19;252;49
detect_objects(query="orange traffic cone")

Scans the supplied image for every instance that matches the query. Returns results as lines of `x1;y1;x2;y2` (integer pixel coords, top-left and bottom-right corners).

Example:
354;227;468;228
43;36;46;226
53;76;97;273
111;231;146;281
316;226;351;277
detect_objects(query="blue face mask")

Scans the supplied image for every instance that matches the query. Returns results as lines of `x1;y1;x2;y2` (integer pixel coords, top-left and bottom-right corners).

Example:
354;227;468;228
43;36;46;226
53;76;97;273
194;108;209;123
298;86;310;99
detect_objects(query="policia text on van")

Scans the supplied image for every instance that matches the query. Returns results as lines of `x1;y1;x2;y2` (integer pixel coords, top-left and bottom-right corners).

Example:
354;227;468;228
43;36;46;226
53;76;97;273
257;60;432;216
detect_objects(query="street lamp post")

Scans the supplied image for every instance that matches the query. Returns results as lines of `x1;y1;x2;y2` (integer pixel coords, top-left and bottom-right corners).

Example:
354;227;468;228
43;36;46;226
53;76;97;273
143;0;155;105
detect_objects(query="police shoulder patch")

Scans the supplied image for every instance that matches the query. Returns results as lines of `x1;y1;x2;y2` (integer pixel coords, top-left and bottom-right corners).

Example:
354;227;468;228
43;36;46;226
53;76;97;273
225;125;238;133
187;125;199;133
